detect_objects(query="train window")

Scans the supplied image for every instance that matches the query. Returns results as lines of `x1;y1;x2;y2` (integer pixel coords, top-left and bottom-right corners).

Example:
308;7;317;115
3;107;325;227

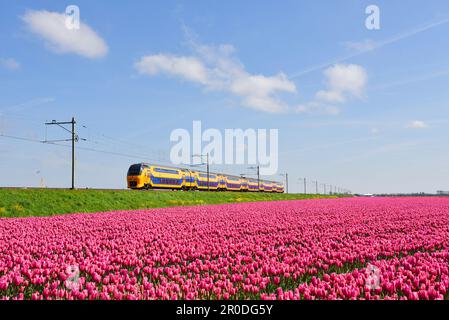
154;167;179;175
127;164;142;176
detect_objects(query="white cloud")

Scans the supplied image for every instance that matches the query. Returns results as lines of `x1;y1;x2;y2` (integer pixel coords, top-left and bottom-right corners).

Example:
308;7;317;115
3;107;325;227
290;17;449;79
22;10;108;59
323;64;367;98
314;64;367;105
407;120;429;129
315;90;345;103
135;40;296;113
135;54;209;84
229;73;295;113
0;58;20;70
295;64;368;114
295;102;341;115
135;31;367;114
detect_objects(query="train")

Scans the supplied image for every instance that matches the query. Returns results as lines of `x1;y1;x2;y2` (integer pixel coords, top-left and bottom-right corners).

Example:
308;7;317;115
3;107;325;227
127;163;284;193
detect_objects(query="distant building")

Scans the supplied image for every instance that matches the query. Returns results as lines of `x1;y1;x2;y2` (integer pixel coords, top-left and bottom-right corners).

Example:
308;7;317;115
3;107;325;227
437;191;449;195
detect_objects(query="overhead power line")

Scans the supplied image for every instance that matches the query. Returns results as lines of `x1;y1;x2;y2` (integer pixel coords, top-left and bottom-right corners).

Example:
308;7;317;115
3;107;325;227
0;133;43;143
0;114;170;163
45;118;80;189
0;133;175;166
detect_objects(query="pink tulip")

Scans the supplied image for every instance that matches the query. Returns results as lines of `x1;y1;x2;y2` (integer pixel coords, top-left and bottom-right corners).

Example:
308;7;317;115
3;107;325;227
0;197;449;300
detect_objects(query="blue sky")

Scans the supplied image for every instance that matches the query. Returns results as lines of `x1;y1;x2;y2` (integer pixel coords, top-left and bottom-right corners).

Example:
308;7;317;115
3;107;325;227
1;0;449;193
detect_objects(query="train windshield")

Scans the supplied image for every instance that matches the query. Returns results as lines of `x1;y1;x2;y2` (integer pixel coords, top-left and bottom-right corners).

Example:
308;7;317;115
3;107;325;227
127;164;142;176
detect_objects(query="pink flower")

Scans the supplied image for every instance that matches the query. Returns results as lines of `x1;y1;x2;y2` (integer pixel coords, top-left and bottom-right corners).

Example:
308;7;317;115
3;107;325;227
0;197;448;300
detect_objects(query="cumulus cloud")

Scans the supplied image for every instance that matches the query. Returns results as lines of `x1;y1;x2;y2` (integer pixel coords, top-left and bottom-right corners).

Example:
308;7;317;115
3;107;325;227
22;10;108;59
295;64;368;114
315;90;345;103
407;120;429;129
135;39;296;113
135;32;367;114
0;58;20;70
135;55;209;84
229;73;295;113
317;64;368;103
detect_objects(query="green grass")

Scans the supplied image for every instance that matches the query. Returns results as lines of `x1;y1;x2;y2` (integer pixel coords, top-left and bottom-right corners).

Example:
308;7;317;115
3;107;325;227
0;188;346;218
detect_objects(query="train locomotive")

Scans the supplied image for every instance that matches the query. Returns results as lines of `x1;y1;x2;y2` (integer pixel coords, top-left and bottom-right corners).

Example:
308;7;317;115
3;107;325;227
127;163;284;193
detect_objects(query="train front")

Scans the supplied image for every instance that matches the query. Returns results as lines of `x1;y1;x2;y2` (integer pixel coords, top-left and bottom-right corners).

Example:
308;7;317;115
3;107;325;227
127;163;146;189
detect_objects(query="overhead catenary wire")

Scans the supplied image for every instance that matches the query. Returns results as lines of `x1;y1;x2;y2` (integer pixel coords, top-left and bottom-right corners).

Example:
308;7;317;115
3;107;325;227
0;132;202;176
0;112;170;162
0;114;169;162
78;124;172;164
0;133;284;183
2;118;353;193
2;133;353;193
79;123;164;153
0;133;171;164
0;133;44;144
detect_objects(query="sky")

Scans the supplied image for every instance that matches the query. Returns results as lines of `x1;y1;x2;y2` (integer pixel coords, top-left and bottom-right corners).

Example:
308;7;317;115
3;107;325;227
1;0;449;194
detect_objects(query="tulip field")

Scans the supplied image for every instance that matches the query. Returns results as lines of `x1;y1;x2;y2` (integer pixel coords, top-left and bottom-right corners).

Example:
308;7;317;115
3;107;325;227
1;197;449;300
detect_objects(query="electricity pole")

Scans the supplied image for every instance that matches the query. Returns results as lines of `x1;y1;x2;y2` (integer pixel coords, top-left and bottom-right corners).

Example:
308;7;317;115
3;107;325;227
280;173;289;194
248;166;260;189
206;153;210;191
257;166;260;190
71;118;75;190
44;117;81;189
193;153;210;191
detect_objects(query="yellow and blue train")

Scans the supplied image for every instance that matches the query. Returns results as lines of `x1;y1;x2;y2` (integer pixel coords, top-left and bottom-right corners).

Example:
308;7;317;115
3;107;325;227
127;163;284;193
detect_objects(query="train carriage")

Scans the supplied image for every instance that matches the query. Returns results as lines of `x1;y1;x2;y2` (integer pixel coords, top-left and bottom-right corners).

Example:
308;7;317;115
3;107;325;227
259;181;266;192
149;166;184;189
247;179;260;192
217;175;226;190
262;181;272;192
181;169;197;190
196;172;219;191
127;164;184;190
268;181;277;193
275;183;285;193
241;177;249;192
224;175;242;191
